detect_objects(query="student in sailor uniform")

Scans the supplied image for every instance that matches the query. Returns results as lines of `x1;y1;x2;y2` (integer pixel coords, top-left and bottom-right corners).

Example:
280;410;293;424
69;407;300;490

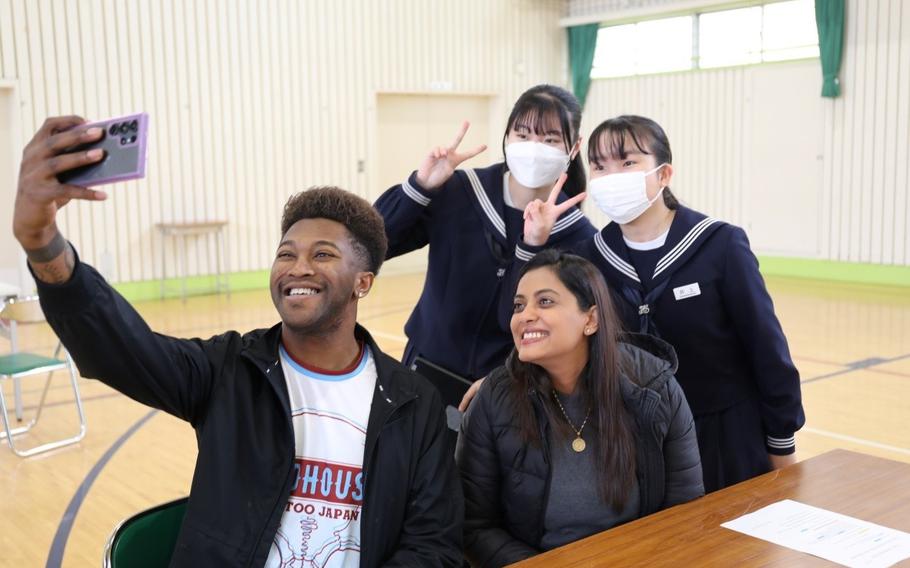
374;85;596;386
509;115;805;492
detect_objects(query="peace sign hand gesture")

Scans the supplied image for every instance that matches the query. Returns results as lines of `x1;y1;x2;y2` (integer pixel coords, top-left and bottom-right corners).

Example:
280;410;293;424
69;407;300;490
523;173;587;247
415;121;487;191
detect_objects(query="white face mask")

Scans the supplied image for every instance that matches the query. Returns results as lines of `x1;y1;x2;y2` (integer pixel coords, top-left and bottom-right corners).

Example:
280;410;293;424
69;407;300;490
589;164;668;224
505;141;570;188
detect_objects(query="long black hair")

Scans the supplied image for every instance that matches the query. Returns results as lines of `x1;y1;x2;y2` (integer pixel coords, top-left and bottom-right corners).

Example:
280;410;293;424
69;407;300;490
588;115;679;209
502;84;586;197
507;249;637;510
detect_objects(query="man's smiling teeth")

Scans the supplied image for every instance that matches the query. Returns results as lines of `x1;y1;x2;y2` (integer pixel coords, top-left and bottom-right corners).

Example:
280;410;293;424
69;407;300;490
288;287;319;296
523;331;547;339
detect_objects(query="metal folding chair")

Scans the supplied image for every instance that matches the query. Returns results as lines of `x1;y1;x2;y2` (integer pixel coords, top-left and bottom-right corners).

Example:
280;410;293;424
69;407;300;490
0;296;86;457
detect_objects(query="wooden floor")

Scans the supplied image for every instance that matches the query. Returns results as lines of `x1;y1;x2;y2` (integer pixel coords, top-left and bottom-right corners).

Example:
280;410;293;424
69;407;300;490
2;271;909;567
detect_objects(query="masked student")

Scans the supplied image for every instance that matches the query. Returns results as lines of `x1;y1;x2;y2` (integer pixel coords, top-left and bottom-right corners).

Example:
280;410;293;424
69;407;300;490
374;85;596;403
494;114;805;492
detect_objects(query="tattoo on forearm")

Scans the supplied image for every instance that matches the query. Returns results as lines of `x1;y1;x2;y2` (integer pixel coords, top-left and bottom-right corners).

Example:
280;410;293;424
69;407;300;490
24;231;67;263
27;236;75;284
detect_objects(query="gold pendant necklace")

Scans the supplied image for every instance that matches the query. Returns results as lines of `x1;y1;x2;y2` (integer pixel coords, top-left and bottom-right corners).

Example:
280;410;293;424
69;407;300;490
552;390;591;453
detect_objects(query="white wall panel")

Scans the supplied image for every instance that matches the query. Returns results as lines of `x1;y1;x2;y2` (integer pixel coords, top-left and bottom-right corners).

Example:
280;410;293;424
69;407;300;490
583;66;749;232
583;0;910;266
0;0;567;283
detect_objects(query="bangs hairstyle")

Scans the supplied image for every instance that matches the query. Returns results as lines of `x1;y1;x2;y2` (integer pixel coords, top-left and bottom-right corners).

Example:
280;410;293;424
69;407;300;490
507;95;575;153
507;249;637;511
280;186;388;274
502;84;586;197
588;115;679;209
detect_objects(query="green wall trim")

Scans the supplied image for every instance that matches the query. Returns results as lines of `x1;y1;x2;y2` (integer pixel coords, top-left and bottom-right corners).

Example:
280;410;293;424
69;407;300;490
113;270;270;302
113;256;909;302
757;256;910;288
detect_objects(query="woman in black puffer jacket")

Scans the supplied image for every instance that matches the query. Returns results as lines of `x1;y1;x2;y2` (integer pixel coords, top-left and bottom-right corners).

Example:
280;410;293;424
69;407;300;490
456;250;703;567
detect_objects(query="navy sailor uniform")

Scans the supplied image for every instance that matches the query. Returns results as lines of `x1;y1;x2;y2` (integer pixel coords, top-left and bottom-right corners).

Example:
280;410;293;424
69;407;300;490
374;163;596;380
514;205;805;491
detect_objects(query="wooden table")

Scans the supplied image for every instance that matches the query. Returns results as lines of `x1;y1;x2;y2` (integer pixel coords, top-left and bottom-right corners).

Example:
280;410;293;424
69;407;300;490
513;450;910;567
156;221;229;300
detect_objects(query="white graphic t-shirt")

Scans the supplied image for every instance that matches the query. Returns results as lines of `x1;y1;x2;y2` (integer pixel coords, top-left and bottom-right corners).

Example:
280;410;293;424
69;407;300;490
265;342;377;568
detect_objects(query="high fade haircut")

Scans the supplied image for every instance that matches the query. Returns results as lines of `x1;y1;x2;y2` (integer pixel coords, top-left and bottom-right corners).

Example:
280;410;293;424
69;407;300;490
280;186;388;274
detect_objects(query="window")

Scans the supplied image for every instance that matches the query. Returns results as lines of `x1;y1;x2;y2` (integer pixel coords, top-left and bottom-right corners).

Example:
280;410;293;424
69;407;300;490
590;0;819;78
592;16;693;78
699;7;763;68
761;0;820;62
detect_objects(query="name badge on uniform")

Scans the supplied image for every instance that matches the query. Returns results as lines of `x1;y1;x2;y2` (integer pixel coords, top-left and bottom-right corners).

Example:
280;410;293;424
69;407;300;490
673;282;701;301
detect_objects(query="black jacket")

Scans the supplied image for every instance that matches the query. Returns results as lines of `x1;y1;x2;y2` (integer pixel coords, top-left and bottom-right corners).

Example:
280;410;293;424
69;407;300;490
36;258;463;567
455;334;703;567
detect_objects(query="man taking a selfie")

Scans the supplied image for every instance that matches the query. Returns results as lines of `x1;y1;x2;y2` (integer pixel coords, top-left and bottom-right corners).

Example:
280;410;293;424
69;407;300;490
14;116;463;567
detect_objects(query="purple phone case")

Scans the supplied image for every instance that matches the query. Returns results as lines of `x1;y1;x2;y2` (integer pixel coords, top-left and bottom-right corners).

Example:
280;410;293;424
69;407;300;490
57;112;149;187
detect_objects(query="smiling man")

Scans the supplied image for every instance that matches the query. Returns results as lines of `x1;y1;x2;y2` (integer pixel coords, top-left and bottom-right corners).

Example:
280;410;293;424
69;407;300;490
13;116;463;567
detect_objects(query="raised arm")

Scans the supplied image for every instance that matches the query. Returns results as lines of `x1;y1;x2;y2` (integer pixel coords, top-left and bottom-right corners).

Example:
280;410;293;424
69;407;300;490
13;116;108;283
374;121;487;258
14;116;218;425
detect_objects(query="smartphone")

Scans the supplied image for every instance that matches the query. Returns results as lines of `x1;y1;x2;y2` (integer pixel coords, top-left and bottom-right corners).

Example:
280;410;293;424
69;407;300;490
57;112;149;187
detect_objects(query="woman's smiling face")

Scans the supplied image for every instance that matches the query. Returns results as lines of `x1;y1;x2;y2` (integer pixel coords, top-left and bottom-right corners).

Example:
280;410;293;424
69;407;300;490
510;266;593;367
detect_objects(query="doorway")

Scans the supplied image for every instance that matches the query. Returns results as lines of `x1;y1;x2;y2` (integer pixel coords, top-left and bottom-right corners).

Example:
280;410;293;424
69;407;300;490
375;93;496;274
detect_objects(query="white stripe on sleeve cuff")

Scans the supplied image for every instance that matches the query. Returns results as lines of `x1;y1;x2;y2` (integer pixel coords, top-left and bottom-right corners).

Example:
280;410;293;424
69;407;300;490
401;179;431;207
515;245;535;261
766;435;796;449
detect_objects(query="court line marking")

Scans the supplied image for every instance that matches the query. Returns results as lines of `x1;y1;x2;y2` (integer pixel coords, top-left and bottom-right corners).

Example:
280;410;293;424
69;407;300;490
801;427;910;457
866;367;910;379
46;409;159;568
802;352;910;384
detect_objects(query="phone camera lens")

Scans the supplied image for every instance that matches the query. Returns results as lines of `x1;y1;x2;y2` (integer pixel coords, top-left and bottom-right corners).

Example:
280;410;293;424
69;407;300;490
109;124;120;135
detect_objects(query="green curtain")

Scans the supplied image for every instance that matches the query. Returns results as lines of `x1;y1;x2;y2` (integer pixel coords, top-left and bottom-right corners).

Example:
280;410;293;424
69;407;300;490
815;0;845;97
568;23;600;108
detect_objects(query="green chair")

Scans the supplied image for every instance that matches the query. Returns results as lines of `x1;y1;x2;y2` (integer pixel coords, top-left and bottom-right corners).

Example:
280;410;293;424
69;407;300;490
104;497;189;568
0;296;86;457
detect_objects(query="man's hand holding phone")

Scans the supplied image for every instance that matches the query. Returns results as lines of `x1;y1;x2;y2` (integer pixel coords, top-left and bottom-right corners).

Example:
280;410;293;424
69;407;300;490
56;112;149;187
14;113;148;284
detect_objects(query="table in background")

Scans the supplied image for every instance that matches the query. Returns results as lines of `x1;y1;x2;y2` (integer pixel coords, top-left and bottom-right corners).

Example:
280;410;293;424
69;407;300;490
156;221;229;301
513;450;910;567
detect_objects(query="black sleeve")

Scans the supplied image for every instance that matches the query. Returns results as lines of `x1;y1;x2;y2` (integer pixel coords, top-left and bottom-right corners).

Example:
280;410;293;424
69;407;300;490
384;385;465;567
35;255;217;425
456;378;539;567
660;377;705;507
720;227;805;455
373;171;439;259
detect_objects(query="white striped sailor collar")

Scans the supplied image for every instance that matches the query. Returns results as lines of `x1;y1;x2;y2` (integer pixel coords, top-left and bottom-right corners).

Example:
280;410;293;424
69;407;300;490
595;206;725;289
459;164;586;246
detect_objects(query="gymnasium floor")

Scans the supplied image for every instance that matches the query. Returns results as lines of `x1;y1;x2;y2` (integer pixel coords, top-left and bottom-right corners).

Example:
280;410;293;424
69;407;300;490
1;271;908;566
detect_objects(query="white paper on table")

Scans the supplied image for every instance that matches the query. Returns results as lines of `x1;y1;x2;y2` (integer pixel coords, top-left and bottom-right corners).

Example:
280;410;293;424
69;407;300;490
721;499;910;568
